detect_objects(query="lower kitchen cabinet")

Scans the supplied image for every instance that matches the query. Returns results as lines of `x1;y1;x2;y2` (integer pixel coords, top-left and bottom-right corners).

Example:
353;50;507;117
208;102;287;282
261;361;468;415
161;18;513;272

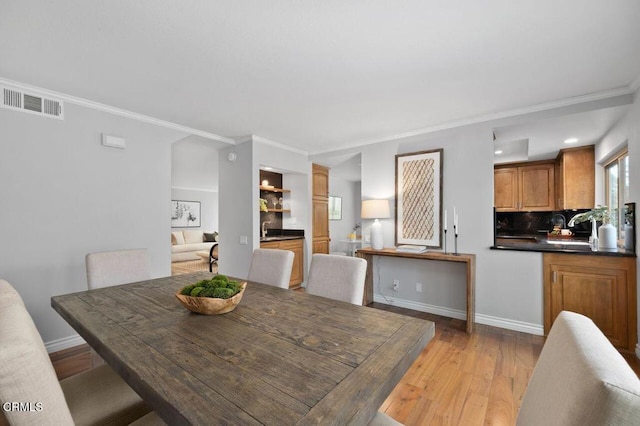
543;253;637;352
260;239;304;288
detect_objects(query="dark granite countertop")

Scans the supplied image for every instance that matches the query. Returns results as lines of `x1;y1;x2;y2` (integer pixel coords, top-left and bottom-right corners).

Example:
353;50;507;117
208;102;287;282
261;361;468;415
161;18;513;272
260;235;305;242
492;236;636;257
260;229;305;242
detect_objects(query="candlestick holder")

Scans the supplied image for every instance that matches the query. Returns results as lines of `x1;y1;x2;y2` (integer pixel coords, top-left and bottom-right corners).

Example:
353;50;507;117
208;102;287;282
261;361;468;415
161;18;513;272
443;229;448;254
454;226;459;255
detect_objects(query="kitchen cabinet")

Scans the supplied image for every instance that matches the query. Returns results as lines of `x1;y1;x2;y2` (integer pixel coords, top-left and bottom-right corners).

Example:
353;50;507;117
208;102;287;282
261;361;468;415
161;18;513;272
312;164;330;254
259;238;304;288
494;161;555;211
543;253;637;352
555;145;595;209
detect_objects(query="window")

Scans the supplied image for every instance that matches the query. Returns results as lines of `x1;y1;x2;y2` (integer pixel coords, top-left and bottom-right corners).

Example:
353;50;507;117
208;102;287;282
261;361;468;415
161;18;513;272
604;148;629;235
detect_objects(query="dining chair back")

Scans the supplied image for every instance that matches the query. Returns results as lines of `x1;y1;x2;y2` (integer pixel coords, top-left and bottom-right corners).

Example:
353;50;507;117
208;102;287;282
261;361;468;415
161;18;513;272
86;248;151;290
0;279;150;425
247;248;295;289
305;254;367;305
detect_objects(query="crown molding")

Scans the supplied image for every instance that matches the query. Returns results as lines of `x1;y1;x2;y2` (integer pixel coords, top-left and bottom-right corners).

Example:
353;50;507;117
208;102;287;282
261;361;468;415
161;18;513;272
171;186;218;193
0;77;235;145
311;85;637;155
236;134;308;156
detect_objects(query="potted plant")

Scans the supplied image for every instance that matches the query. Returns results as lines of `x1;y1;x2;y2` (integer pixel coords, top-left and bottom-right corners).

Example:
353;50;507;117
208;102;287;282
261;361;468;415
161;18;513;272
176;275;247;315
348;223;361;241
568;205;616;249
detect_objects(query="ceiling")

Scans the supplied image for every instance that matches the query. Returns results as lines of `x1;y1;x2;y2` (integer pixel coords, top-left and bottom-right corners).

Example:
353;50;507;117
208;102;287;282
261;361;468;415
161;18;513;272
1;1;640;155
493;104;631;164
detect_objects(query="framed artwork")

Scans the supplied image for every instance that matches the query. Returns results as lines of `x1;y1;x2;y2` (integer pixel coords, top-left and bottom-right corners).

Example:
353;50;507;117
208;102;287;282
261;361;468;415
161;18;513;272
395;149;443;248
329;196;342;220
171;200;201;228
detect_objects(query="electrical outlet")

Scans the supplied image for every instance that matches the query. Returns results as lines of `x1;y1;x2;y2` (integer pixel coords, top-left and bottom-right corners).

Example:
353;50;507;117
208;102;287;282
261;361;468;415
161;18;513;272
239;236;248;245
393;279;399;291
416;282;423;292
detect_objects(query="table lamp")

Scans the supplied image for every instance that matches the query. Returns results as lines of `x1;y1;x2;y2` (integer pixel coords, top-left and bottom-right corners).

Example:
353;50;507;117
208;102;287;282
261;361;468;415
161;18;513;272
362;199;390;250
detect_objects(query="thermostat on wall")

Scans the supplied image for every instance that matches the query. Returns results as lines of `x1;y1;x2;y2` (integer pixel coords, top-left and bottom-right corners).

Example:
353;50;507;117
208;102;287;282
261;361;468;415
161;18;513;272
102;134;126;149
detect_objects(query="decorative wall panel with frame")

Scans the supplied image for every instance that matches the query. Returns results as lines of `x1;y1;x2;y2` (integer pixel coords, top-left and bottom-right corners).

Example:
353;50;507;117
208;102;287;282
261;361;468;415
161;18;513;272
395;149;443;248
171;200;201;228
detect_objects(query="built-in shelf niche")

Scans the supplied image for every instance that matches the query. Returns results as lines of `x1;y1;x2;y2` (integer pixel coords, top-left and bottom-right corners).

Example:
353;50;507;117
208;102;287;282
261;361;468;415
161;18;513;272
260;170;291;229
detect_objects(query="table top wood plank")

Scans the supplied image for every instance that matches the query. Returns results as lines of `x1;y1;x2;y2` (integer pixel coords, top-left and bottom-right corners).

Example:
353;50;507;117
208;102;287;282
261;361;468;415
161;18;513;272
300;320;434;424
52;272;435;425
137;327;310;424
95;333;264;425
228;294;403;367
157;314;353;407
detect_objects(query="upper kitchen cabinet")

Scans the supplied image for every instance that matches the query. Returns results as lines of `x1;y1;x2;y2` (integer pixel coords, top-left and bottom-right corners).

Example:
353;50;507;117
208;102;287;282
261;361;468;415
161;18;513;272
555;145;595;210
494;161;555;212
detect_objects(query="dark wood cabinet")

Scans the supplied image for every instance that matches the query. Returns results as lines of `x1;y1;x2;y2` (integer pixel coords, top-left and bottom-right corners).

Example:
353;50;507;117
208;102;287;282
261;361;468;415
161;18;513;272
494;167;519;211
260;238;304;288
494;161;555;211
555;145;595;209
543;253;637;352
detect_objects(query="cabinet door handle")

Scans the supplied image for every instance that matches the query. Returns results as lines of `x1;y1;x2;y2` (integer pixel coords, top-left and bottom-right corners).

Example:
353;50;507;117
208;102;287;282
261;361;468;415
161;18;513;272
552;271;557;283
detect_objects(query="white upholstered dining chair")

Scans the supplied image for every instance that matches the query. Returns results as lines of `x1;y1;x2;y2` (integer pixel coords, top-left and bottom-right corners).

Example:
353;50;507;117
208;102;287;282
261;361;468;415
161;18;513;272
247;248;295;289
305;253;367;305
0;279;151;426
86;248;151;290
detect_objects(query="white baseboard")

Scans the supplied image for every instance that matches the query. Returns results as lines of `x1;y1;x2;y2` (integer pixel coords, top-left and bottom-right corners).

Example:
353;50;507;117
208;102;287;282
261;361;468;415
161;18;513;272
475;312;544;336
45;334;86;354
372;294;544;336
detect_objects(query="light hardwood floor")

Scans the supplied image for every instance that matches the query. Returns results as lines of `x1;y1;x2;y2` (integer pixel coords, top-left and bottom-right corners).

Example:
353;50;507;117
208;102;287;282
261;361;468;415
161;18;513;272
50;304;640;425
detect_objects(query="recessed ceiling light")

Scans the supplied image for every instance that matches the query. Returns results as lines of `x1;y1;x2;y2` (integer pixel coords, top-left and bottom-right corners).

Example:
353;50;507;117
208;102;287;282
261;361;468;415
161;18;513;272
494;150;503;155
564;138;578;144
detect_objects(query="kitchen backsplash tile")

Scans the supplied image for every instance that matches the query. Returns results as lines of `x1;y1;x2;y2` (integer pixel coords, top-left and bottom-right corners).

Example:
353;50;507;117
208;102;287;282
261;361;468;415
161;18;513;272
496;209;591;236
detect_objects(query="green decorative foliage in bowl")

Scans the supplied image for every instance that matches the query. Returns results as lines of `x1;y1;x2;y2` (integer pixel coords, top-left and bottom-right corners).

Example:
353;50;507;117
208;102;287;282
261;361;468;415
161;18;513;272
176;275;247;315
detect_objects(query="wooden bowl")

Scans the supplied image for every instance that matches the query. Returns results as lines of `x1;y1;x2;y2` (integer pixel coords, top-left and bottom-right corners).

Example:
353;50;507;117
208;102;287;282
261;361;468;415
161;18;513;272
175;282;247;315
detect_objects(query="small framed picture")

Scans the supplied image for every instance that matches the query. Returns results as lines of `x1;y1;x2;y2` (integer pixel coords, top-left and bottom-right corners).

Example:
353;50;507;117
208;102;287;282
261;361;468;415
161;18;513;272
171;200;201;228
329;196;342;220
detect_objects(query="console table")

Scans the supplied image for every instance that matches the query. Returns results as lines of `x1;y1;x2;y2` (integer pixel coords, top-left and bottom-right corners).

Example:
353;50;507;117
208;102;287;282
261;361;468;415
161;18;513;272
356;248;476;333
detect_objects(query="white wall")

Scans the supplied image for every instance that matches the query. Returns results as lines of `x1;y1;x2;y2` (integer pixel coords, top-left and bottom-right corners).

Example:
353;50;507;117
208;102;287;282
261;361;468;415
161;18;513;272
0;103;185;346
171;136;220;232
218;141;255;278
217;136;312;280
358;124;545;333
311;95;640;336
171;136;220;191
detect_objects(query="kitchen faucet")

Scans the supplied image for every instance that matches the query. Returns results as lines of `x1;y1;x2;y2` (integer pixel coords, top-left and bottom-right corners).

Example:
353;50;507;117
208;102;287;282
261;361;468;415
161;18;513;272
261;221;271;238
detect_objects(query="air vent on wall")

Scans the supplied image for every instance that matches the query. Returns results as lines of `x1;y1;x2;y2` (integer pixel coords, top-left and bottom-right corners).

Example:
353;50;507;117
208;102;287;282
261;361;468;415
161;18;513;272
2;86;64;119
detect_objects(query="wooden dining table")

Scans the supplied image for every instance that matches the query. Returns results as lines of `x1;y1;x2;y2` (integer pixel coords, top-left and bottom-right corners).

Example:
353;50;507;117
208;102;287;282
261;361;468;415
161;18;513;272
51;272;435;425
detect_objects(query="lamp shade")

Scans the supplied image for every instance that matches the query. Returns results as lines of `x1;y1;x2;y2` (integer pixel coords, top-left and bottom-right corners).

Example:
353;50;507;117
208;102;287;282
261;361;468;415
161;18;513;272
361;200;390;219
